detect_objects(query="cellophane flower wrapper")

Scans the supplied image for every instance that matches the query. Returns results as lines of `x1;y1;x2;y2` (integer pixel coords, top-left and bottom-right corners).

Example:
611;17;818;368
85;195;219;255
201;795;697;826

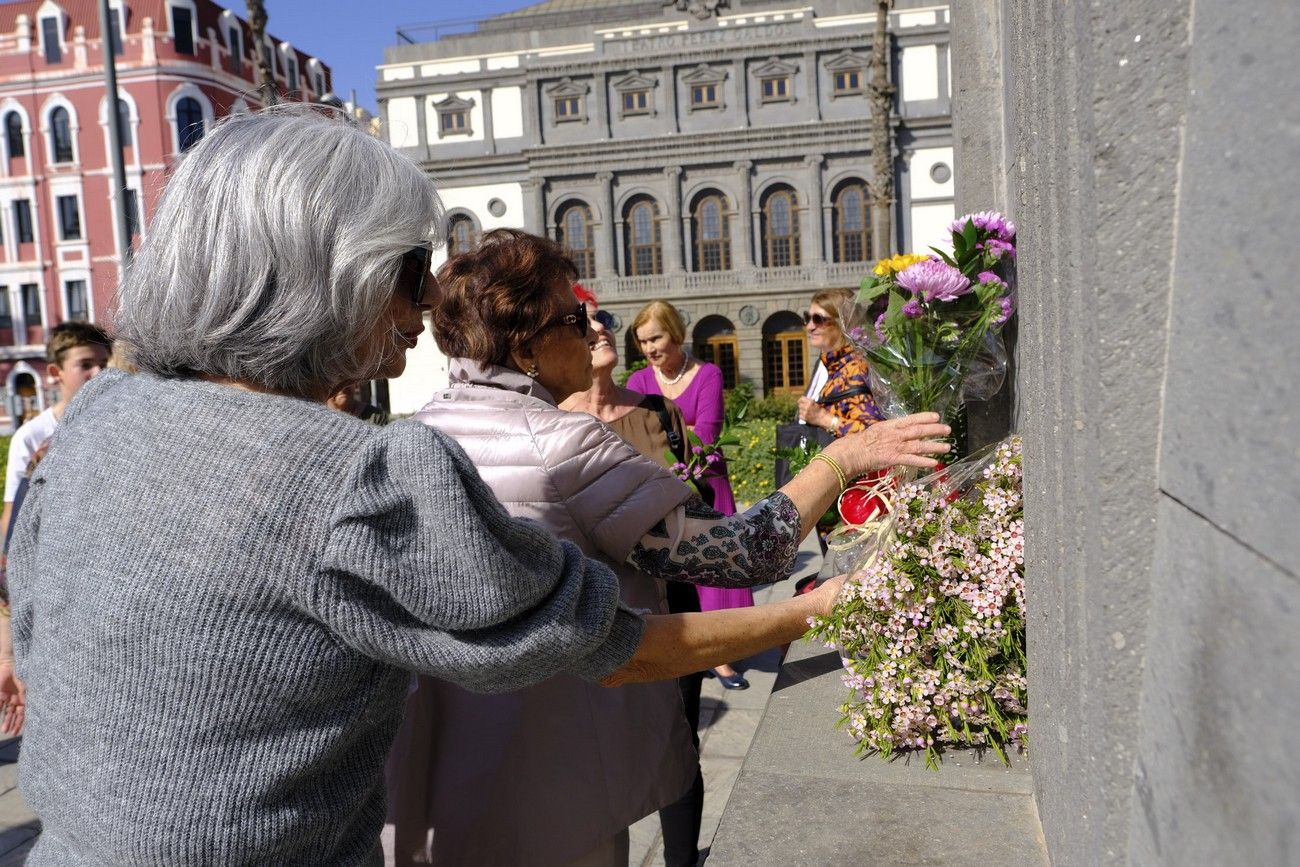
807;436;1027;769
851;213;1017;421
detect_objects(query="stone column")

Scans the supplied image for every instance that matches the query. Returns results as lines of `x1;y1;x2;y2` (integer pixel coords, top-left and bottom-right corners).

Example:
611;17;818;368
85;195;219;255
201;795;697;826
412;97;430;161
803;153;825;264
595;171;616;276
521;177;546;234
662;165;684;273
481;89;496;156
732;159;754;269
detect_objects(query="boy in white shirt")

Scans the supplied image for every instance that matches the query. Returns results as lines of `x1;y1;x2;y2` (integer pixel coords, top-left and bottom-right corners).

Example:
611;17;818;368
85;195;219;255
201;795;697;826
3;322;111;539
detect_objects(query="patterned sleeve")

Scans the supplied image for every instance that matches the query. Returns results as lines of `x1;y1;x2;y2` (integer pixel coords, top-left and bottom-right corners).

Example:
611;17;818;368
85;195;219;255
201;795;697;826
627;491;801;588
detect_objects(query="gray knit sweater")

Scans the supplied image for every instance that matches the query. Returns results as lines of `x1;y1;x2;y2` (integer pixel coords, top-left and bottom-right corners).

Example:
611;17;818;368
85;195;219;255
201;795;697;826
6;370;643;866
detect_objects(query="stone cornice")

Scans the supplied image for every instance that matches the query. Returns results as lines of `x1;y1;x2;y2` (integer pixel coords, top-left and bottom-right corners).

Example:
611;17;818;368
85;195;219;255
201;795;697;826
378;26;951;98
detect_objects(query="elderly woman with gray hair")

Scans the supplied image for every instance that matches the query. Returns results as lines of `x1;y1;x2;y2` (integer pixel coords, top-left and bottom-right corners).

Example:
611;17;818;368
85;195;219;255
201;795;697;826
0;109;885;866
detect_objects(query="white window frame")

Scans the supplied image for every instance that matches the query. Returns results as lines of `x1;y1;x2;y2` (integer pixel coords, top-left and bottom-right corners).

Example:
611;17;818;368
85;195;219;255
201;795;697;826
168;0;198;56
60;270;94;324
0;99;32;171
36;1;66;64
165;83;214;155
40;94;79;166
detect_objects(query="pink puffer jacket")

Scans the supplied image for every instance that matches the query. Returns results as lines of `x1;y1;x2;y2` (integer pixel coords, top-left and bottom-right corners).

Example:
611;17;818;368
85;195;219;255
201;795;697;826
383;360;696;867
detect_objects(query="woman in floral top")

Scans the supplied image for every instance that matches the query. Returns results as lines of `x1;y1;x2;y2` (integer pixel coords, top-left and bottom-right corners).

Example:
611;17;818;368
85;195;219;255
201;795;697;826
797;288;886;437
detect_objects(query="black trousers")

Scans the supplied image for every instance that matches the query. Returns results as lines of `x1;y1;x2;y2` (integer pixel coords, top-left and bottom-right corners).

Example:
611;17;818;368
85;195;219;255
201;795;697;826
659;581;705;867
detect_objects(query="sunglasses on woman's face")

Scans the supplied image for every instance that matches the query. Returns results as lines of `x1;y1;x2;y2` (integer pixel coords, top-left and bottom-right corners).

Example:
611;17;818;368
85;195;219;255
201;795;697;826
803;311;833;327
593;310;615;330
400;246;434;306
544;302;590;338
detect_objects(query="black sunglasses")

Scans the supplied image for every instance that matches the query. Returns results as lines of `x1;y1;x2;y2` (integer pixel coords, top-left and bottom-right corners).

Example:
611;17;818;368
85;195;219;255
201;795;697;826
593;309;615;330
541;302;590;338
802;311;833;327
400;246;434;306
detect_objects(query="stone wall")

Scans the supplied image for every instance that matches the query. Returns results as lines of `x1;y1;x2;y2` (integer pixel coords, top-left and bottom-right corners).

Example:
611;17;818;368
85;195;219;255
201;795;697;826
951;0;1300;863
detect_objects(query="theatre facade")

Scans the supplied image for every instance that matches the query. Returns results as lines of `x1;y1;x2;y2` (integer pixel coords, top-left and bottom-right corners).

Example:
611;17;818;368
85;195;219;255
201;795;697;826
379;0;954;411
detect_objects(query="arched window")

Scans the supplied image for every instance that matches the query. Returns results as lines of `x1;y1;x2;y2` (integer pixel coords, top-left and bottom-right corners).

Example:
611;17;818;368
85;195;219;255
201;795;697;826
5;112;24;158
556;202;595;280
176;97;203;151
447;215;477;257
113;99;132;148
762;311;808;396
50;106;73;163
761;187;800;268
834;181;871;263
692;315;739;389
692;193;730;272
624;197;662;276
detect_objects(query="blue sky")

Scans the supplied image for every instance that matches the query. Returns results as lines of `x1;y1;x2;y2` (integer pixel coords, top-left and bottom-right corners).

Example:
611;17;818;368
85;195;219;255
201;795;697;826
263;1;538;111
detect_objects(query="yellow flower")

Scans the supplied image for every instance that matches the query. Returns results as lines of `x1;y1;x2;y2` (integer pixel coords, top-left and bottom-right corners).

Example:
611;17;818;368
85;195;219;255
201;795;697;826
874;253;929;276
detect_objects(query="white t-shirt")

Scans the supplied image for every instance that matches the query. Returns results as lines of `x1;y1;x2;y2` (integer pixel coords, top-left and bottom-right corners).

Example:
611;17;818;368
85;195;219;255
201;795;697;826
5;407;58;502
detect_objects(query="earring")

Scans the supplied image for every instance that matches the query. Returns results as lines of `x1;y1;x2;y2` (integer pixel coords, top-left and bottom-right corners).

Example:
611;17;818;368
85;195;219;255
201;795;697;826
525;364;540;379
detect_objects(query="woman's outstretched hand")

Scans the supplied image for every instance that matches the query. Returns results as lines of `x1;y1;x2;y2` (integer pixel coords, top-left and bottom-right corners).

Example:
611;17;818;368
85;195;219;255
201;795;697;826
808;572;849;618
826;413;951;478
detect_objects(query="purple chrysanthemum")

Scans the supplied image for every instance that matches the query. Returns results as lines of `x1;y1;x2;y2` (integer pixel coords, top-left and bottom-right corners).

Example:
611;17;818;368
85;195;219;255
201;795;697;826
982;238;1016;259
950;210;1017;242
902;299;924;318
896;259;972;303
977;270;1005;287
995;297;1015;324
874;312;888;342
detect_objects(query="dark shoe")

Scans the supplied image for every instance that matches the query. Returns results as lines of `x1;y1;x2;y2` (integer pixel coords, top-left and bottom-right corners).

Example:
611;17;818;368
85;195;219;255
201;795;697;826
710;669;749;690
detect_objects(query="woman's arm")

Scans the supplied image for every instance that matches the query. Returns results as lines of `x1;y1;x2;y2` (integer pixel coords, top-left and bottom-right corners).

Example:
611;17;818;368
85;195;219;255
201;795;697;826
602;573;846;685
626;413;951;586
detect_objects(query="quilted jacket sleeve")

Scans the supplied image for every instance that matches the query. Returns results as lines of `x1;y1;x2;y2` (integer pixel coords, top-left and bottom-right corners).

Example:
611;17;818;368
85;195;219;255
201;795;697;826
529;409;694;565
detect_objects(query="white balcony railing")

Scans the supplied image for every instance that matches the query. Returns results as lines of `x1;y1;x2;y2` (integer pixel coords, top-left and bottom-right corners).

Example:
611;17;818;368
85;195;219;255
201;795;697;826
588;260;871;301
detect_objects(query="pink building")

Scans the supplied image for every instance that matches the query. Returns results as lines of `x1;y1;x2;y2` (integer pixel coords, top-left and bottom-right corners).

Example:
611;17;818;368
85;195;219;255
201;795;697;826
0;0;332;427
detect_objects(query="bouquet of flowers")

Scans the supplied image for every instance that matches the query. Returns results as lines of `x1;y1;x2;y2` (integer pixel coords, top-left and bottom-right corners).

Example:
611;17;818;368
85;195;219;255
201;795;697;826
852;212;1018;420
808;437;1027;769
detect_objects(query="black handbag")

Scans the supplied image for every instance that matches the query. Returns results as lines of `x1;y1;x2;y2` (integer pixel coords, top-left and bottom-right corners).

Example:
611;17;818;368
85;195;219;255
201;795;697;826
772;385;873;489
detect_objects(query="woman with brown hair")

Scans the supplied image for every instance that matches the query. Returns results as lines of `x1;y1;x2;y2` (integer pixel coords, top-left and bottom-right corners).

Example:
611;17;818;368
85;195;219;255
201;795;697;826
384;229;950;866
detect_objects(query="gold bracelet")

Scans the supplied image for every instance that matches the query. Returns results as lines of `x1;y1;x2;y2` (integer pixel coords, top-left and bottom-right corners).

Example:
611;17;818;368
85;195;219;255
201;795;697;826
811;452;848;491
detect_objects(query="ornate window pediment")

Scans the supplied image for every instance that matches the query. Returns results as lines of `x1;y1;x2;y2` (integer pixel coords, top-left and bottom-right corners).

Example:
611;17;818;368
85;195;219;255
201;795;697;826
681;64;726;85
613;71;657;117
612;71;656;92
545;77;590;99
545;77;590;123
826;51;867;96
433;94;475;138
753;57;798;78
754;57;797;104
683;64;726;111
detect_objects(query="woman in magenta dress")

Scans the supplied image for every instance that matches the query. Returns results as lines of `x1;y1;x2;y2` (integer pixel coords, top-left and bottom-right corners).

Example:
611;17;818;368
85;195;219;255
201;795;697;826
627;301;750;688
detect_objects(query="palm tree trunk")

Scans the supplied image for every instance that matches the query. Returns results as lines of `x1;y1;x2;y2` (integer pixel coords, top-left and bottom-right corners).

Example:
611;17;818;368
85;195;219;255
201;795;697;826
869;0;895;258
246;0;277;106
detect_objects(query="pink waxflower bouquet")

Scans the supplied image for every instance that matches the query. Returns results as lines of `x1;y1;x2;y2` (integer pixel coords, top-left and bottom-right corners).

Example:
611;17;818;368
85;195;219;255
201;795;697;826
851;212;1017;420
808;436;1027;769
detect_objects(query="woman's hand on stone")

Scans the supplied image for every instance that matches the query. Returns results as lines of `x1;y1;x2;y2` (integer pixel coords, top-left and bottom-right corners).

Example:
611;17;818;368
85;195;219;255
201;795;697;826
826;413;951;478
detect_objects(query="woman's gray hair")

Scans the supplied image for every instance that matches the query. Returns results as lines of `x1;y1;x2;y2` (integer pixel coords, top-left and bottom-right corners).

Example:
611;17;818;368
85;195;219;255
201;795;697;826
114;106;443;397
